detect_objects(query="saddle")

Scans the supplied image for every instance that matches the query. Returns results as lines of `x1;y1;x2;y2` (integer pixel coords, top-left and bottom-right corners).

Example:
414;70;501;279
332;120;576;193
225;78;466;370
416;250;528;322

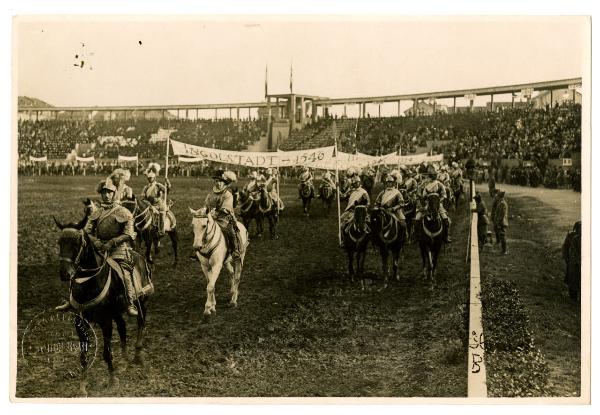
106;252;154;299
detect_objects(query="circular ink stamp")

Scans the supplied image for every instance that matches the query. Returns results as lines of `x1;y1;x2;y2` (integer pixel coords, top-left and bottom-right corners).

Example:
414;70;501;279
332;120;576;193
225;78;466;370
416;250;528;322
21;309;98;378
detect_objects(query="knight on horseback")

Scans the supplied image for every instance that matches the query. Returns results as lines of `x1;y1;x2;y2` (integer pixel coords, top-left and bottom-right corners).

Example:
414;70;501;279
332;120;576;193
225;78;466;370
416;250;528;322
340;175;370;247
319;170;337;194
110;168;134;204
263;168;284;211
374;169;407;230
244;170;259;193
415;164;452;243
297;166;314;199
205;169;243;266
141;163;171;236
56;178;139;316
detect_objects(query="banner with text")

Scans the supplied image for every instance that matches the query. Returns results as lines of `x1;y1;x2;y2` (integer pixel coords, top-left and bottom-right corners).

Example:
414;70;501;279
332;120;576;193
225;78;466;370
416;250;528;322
29;156;47;162
178;156;205;163
75;156;95;162
170;140;335;168
375;152;444;166
118;155;139;162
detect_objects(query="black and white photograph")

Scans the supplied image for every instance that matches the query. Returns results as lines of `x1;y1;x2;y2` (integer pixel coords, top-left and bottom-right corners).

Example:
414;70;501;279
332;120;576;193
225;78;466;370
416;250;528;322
8;13;590;403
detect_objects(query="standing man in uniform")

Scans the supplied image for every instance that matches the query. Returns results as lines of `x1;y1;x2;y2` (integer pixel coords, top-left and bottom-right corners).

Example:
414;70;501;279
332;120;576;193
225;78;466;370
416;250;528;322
493;190;509;255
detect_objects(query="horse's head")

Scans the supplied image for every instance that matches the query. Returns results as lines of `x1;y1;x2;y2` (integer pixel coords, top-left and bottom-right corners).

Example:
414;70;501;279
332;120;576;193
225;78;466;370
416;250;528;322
426;193;440;216
189;207;211;251
56;228;86;281
353;205;369;232
83;198;97;216
369;206;383;231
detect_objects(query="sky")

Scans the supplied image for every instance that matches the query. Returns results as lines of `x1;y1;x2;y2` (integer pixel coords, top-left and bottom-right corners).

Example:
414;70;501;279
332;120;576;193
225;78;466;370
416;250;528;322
15;16;588;111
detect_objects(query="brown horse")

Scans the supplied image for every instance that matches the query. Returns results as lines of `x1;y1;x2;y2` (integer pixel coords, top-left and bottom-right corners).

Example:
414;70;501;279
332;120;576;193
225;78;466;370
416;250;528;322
418;193;447;288
55;225;151;396
122;198;178;267
319;183;336;217
370;206;407;289
341;205;371;290
300;182;315;216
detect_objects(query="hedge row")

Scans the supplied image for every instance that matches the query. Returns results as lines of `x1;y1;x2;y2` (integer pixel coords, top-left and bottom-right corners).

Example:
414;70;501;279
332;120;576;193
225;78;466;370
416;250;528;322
480;277;550;397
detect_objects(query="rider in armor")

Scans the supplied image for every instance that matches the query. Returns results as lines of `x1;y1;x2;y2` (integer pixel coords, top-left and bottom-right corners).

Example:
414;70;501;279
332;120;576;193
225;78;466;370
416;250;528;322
204;169;243;266
415;164;452;243
110;168;134;204
245;170;259;194
374;170;406;228
340;175;370;241
319;170;337;195
141;163;171;236
263;168;284;211
297;166;314;199
56;178;139;316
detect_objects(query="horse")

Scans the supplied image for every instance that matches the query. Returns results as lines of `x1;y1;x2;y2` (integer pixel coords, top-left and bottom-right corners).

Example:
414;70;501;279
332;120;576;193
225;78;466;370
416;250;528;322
443;186;455;212
299;182;315;216
255;186;280;240
189;207;249;316
370;206;407;289
451;176;464;210
562;221;581;302
341;205;371;290
417;193;447;288
400;189;417;242
318;183;336;217
122;197;178;267
53;198;97;230
55;224;151;396
238;189;265;239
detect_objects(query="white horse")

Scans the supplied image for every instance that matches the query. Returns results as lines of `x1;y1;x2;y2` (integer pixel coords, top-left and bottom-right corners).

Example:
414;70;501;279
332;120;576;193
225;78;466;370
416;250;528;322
189;207;249;316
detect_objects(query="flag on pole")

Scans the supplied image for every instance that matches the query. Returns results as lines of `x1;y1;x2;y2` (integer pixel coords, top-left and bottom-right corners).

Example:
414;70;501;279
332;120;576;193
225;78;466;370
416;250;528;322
289;62;293;93
265;64;268;98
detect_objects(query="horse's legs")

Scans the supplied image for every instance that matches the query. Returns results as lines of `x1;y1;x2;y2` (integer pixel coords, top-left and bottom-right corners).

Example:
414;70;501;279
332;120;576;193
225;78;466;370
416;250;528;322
74;315;90;396
392;247;401;282
144;233;153;264
358;248;368;291
224;260;240;306
203;262;222;315
168;228;178;267
347;250;355;283
379;245;389;289
134;299;147;365
154;233;160;256
100;320;117;387
420;245;428;279
114;313;127;363
256;214;263;238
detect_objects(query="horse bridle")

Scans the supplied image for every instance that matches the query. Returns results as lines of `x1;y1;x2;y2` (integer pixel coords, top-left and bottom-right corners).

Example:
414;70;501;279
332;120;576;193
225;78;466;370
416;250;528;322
59;230;106;275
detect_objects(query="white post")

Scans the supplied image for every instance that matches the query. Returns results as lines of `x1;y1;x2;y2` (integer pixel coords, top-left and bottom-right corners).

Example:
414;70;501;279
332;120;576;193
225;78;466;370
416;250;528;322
136;153;139;176
335;139;342;246
276;167;280;203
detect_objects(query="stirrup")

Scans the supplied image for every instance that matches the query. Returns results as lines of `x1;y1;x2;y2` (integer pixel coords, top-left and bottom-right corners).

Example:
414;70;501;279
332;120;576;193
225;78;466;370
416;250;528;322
127;305;138;316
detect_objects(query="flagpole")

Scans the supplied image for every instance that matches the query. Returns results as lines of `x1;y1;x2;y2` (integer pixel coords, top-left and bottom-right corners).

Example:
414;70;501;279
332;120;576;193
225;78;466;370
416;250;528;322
164;136;170;202
335;138;342;246
136;153;139;176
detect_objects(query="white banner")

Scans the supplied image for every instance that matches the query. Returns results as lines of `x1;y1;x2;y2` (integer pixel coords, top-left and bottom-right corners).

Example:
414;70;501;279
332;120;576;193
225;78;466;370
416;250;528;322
29;156;47;162
171;139;335;168
75;156;95;162
375;152;444;166
178;156;205;163
118;155;138;161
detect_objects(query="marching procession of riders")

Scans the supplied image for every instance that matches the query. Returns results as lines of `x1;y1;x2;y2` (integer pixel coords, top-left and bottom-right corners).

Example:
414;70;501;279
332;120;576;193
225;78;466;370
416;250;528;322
55;159;464;315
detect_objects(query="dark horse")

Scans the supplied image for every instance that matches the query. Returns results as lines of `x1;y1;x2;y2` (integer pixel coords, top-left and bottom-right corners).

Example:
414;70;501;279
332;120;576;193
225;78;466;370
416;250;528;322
341;205;371;290
417;193;447;288
53;198;97;230
318;183;336;217
122;198;178;267
55;225;151;396
370;206;407;289
300;182;315;216
562;221;581;302
238;188;280;239
400;189;417;242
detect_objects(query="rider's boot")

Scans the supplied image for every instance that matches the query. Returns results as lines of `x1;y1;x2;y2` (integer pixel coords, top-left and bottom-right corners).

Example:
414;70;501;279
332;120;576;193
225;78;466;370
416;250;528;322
158;212;166;236
122;270;139;317
227;219;242;267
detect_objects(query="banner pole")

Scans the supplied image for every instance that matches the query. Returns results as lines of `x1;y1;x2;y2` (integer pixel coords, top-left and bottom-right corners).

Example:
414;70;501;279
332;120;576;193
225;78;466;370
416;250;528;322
335;139;342;246
136;153;139;176
164;136;170;202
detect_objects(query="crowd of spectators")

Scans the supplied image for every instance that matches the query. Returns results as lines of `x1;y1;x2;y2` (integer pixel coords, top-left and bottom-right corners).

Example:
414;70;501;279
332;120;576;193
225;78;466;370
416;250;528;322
18;117;266;161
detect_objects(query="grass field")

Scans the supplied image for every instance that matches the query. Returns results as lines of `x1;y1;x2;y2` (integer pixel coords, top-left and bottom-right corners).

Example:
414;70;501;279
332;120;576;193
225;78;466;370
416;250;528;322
14;175;580;398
